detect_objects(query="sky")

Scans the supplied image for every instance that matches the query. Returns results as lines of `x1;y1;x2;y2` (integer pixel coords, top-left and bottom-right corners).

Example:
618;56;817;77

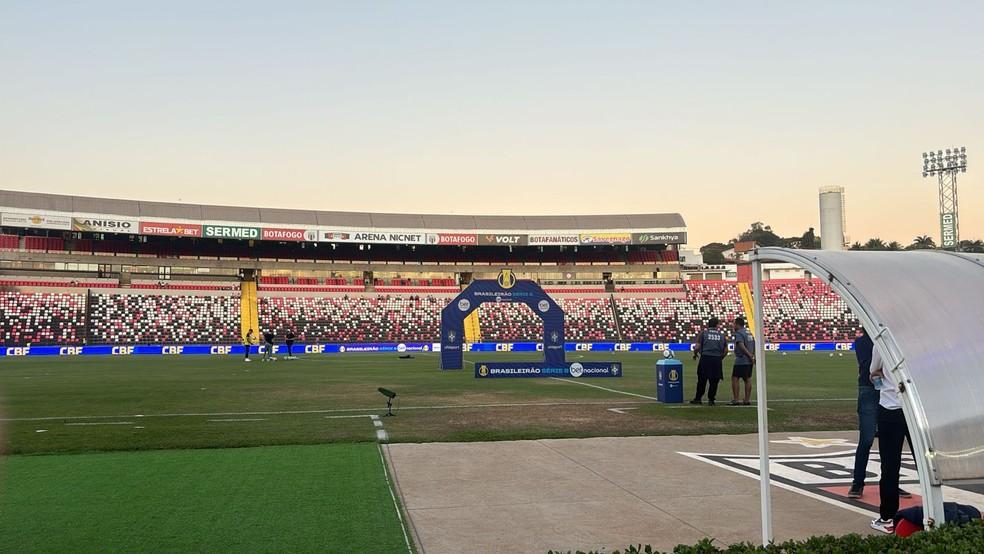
1;1;981;247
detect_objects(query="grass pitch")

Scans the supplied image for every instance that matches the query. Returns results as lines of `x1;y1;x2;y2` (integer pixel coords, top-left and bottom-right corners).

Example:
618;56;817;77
0;443;411;553
0;351;858;454
0;351;859;552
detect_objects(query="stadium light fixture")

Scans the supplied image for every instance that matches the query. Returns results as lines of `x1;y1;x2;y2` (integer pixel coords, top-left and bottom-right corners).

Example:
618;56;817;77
922;146;967;250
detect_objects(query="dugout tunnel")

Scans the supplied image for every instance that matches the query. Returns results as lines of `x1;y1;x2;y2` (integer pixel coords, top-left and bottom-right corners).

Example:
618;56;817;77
747;248;984;543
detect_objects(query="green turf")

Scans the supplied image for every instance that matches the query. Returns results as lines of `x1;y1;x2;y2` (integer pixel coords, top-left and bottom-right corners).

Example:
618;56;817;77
0;351;859;454
0;443;411;553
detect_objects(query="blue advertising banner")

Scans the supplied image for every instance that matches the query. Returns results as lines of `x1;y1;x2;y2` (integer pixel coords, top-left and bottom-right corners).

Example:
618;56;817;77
0;342;853;357
474;361;622;378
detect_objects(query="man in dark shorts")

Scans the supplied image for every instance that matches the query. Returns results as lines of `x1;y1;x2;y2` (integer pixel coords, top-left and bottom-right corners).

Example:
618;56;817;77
691;317;728;406
285;329;296;359
729;316;754;405
262;330;276;362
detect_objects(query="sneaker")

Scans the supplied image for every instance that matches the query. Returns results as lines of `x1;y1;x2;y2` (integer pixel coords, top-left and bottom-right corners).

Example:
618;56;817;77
898;488;913;498
742;401;751;406
244;358;251;362
847;484;864;498
689;399;702;405
708;400;716;406
870;518;894;534
728;400;740;406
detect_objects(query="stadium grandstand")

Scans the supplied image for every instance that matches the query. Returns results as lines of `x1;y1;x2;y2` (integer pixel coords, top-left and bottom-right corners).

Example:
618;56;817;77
0;189;859;347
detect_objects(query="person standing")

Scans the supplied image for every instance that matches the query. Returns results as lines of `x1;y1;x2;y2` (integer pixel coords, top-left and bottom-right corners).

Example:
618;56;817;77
691;317;728;406
869;346;908;534
285;329;296;359
262;330;276;362
729;317;754;406
849;328;877;498
243;328;255;362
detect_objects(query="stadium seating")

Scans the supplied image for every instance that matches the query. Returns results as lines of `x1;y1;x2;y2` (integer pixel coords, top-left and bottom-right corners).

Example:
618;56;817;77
0;234;20;250
615;281;745;342
0;278;862;345
0;291;85;345
86;293;240;344
760;279;859;342
258;295;444;343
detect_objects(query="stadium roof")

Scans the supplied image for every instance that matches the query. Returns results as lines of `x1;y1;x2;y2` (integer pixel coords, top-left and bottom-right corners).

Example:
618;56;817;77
0;189;685;232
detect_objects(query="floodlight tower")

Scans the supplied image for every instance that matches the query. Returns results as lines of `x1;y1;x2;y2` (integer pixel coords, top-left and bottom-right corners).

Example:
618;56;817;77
922;147;967;250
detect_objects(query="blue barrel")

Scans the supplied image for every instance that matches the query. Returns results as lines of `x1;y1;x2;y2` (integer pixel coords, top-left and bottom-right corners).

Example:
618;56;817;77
656;358;684;403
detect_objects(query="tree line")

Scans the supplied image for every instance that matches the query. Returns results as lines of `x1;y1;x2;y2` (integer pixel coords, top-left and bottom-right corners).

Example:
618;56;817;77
699;222;984;264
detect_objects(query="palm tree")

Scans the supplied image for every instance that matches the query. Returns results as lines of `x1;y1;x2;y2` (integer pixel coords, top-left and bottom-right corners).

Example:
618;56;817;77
864;238;886;250
959;239;984;253
850;242;863;251
908;235;936;250
886;241;902;251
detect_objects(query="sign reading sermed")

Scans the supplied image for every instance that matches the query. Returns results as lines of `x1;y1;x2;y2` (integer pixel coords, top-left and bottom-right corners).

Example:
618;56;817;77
632;232;688;245
426;233;477;245
477;234;528;246
527;234;580;246
474;361;622;378
940;213;956;249
1;212;72;230
203;225;260;240
72;217;138;234
139;222;203;237
261;227;308;241
580;233;632;245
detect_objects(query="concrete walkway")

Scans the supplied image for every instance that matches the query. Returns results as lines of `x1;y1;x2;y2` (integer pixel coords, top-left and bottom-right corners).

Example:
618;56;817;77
384;431;941;553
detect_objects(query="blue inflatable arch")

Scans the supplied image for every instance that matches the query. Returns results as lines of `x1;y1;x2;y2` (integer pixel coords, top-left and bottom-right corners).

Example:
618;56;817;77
440;273;565;370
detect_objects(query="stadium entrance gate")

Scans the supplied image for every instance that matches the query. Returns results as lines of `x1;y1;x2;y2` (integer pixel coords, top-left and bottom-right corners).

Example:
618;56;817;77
440;270;565;370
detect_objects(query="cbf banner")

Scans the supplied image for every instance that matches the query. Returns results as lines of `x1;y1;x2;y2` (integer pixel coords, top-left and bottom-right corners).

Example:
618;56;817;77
440;270;565;370
475;361;622;378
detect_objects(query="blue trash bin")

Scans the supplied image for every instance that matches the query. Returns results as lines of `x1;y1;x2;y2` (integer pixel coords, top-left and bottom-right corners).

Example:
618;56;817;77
656;358;684;403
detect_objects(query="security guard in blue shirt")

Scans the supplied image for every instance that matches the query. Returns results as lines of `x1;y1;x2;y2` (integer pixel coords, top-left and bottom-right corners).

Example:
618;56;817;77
691;317;728;405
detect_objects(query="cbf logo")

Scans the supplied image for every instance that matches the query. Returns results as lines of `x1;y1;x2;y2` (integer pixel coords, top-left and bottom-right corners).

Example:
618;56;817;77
497;269;516;289
479;365;490;377
668;368;679;382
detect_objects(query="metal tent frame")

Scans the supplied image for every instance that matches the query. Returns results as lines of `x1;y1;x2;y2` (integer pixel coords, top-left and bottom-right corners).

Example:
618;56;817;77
748;247;984;544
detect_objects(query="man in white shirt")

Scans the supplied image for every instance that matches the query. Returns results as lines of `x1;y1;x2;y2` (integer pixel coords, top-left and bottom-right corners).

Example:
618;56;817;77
868;346;909;533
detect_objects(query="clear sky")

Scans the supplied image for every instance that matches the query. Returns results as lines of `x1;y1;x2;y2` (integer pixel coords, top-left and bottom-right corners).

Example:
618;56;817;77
1;1;981;247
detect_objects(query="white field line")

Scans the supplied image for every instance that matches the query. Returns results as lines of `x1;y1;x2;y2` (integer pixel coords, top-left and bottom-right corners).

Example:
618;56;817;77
323;414;377;419
65;421;133;426
548;377;658;400
0;400;647;422
376;429;390;442
3;398;854;424
208;418;267;422
377;444;414;554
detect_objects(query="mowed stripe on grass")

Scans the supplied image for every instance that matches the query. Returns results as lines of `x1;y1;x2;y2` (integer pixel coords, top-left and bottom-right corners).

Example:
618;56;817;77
0;443;411;553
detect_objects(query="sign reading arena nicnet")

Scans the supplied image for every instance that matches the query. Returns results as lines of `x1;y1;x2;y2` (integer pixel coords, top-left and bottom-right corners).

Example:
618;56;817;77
261;227;308;241
319;231;427;245
2;212;72;230
139;222;203;237
72;217;138;234
203;225;260;240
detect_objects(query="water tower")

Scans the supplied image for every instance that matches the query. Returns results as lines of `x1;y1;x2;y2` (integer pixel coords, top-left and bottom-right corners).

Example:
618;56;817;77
818;186;846;250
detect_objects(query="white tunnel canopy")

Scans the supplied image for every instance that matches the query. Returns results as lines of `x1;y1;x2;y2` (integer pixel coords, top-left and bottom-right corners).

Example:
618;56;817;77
750;247;984;536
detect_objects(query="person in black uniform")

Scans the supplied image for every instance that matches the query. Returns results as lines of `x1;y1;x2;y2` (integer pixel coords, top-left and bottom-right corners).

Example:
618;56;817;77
691;317;728;406
285;329;296;360
262;330;276;362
